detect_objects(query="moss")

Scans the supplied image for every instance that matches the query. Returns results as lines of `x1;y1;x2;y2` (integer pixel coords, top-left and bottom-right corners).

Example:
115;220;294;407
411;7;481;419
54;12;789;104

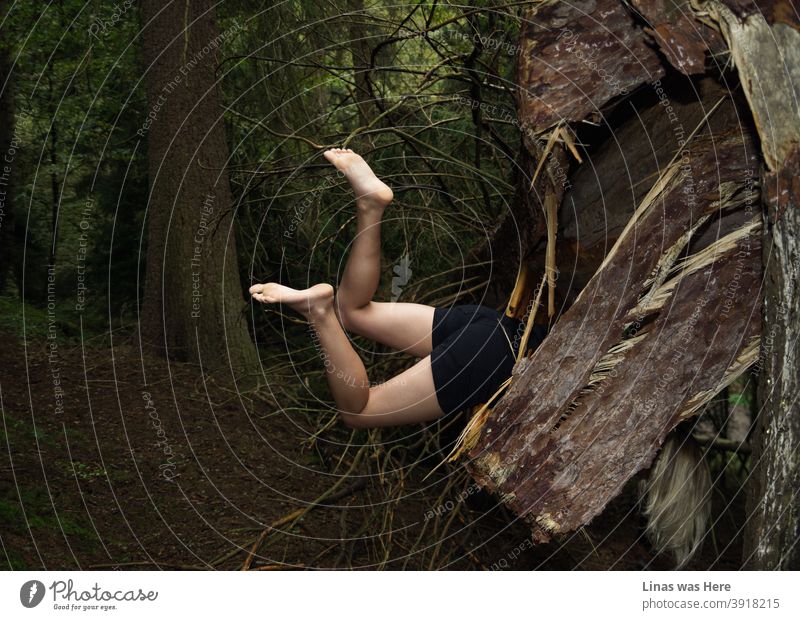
0;295;107;342
0;488;98;546
1;411;51;445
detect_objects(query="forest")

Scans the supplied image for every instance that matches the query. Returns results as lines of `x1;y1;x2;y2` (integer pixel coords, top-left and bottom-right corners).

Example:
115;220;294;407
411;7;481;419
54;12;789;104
0;0;797;571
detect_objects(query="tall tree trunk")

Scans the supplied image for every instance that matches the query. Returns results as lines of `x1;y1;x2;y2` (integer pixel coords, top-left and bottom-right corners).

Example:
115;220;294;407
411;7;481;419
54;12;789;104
140;0;260;384
48;87;59;265
0;0;15;294
744;155;800;569
684;0;800;571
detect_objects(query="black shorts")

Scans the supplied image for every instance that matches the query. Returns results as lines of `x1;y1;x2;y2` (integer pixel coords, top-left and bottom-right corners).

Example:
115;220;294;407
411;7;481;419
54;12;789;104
429;304;547;416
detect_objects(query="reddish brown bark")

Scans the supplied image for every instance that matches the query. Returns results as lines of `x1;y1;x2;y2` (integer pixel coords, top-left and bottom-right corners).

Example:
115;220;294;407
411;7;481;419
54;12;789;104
516;0;664;129
467;127;761;543
629;0;724;75
456;0;798;564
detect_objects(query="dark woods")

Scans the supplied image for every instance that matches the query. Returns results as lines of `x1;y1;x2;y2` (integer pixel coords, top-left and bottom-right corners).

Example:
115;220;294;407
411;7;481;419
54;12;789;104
0;1;796;571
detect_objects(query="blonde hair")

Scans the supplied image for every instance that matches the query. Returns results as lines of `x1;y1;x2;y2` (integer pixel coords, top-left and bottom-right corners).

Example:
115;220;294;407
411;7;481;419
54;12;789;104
637;429;712;569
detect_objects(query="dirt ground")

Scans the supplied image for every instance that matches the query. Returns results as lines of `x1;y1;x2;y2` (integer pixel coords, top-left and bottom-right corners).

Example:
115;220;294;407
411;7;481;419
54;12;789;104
0;326;746;570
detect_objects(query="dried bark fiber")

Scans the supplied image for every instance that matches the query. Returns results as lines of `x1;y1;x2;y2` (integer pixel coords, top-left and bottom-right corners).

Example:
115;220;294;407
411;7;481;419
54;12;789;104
476;143;569;303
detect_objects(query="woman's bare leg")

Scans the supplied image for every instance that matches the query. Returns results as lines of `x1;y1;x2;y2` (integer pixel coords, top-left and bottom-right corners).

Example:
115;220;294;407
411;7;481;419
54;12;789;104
322;148;391;309
323;148;435;358
249;281;445;427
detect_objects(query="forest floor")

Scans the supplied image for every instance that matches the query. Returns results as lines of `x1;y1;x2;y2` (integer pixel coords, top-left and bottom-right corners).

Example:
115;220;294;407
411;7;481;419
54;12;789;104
0;324;747;570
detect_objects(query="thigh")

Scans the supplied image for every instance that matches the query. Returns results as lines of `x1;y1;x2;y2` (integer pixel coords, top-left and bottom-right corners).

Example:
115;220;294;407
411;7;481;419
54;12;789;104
339;355;445;428
337;300;436;358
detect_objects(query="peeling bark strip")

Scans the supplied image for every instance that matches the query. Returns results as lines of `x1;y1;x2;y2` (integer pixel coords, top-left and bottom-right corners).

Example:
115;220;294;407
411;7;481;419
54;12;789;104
484;0;671;302
466;130;762;543
516;0;664;130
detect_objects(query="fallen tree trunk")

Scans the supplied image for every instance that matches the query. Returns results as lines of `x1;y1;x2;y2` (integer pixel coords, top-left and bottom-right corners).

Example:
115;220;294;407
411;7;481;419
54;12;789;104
475;0;666;303
457;0;798;563
466;127;761;543
458;0;799;566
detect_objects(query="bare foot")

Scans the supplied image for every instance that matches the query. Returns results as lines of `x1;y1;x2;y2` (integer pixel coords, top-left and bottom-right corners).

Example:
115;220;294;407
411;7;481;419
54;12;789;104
249;282;334;319
323;148;393;209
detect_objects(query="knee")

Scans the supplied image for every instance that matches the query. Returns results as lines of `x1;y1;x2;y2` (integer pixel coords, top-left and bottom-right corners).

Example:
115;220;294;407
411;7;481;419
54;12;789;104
338;389;381;429
335;305;353;331
335;301;370;333
339;410;373;429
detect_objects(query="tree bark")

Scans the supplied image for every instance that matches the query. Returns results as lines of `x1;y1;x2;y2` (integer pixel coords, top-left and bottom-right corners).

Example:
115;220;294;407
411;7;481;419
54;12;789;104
515;0;664;129
140;0;260;384
696;0;800;570
477;0;666;302
458;0;799;565
0;0;15;294
556;76;751;307
466;127;762;544
460;0;775;549
745;148;800;569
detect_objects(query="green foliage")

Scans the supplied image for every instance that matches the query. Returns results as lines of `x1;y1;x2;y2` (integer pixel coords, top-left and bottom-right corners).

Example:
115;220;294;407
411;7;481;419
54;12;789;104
0;410;50;445
2;1;526;340
55;459;108;482
0;489;95;540
0;413;101;565
2;0;147;319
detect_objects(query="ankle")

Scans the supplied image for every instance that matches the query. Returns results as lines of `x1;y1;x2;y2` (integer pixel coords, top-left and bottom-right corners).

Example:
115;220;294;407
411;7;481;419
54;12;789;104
356;197;389;214
306;298;335;322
